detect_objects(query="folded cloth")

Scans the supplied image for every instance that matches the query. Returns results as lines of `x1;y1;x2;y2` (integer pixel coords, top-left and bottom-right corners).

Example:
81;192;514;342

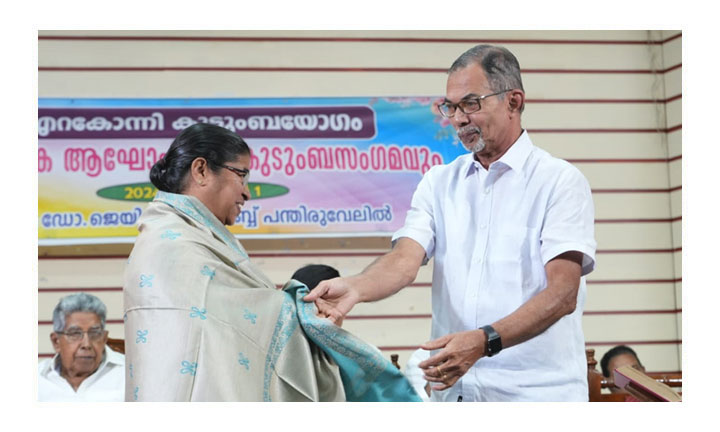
285;281;422;402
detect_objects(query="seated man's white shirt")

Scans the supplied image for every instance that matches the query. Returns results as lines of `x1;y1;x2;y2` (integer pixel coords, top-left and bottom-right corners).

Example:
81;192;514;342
38;345;125;402
393;131;596;401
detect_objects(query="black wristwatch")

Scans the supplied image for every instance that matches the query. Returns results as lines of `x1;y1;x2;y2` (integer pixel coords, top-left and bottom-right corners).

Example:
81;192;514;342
481;325;502;357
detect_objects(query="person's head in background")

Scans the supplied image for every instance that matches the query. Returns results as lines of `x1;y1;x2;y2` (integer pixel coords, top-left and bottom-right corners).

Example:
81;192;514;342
292;264;341;291
150;122;252;226
600;345;646;393
292;264;342;325
50;292;109;384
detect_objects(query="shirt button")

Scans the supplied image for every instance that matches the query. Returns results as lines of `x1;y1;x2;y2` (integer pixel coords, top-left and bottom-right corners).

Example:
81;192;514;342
484;187;491;194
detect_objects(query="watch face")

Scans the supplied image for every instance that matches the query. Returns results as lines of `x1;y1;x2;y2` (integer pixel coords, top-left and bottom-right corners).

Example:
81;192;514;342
489;338;500;354
483;325;501;356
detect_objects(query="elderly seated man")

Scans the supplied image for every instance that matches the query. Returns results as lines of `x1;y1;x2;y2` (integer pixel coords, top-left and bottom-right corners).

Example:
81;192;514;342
38;292;124;401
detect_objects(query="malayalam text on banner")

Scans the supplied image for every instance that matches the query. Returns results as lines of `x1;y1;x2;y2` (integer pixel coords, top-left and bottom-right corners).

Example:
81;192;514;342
38;97;466;244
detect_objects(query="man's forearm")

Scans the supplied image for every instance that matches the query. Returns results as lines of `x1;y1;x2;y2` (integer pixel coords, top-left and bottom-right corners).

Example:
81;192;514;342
493;285;576;349
352;237;426;303
491;251;583;350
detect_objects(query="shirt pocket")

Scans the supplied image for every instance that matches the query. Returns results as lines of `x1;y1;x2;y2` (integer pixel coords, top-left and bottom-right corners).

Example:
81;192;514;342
486;225;544;307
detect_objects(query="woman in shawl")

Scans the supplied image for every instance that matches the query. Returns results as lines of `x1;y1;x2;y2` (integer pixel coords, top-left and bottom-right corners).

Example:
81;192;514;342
124;123;420;402
123;123;347;401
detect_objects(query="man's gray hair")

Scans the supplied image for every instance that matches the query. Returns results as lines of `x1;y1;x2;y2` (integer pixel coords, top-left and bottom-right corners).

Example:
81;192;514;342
449;45;525;111
52;292;107;332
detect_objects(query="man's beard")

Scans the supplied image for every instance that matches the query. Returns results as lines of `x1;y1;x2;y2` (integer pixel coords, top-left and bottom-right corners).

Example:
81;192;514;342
457;126;485;153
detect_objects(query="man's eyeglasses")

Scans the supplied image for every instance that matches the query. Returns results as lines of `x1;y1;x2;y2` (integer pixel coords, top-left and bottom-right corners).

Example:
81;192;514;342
57;328;106;342
437;89;513;118
220;165;250;186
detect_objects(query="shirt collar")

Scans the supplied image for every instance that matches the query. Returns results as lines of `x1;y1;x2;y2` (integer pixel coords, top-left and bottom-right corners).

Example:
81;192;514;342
104;344;125;366
497;129;532;173
464;129;533;177
40;344;124;378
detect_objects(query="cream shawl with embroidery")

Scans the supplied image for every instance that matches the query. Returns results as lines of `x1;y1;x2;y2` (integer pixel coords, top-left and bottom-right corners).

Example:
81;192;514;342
123;191;345;401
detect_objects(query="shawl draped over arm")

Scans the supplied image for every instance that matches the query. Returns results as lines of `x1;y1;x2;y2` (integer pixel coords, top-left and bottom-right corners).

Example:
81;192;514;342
124;191;420;402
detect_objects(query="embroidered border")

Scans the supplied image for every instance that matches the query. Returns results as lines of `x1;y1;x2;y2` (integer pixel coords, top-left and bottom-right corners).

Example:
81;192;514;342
293;287;387;397
262;293;298;401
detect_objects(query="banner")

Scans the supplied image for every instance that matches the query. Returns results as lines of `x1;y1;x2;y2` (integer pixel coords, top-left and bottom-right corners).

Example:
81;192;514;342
38;97;466;244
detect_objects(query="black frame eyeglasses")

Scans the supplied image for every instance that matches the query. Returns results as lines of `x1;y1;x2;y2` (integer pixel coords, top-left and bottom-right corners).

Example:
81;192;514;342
56;327;106;342
437;89;513;118
220;165;250;186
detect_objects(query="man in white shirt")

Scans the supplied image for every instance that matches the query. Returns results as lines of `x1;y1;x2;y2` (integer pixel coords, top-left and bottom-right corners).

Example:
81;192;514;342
38;293;125;402
305;45;596;401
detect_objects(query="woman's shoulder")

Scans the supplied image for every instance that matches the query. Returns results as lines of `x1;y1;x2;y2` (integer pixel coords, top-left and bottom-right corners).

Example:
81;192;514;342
132;204;215;264
139;202;204;237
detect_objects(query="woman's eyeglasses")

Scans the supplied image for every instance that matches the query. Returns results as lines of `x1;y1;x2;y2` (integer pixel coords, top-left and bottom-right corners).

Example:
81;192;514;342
220;165;250;186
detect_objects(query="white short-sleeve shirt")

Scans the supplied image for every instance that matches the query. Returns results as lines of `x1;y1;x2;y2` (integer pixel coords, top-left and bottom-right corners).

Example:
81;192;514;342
38;345;125;402
393;131;596;401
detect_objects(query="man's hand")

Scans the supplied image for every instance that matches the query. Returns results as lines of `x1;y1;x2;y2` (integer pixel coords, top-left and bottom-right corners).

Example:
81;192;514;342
302;276;361;325
301;238;426;326
418;330;487;391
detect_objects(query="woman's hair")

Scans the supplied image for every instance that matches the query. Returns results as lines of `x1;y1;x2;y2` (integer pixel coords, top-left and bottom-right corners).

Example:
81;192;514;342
52;292;107;332
150;123;251;193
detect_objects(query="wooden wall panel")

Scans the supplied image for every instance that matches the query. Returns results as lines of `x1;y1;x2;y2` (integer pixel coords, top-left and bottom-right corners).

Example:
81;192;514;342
662;35;683;68
583;313;680;343
39;259;124;288
39;40;661;71
666;98;682;126
38;29;656;41
533;133;667;160
670;189;682;219
577;163;670;190
664;68;682;98
524;103;660;130
591;252;675;281
672;220;682;249
524;74;660;100
594;223;672;250
668;129;682;158
592;194;671;220
585;283;676;311
669;159;682;188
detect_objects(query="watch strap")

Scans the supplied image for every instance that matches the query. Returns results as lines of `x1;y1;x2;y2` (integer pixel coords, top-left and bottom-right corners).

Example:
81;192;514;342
481;325;502;357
